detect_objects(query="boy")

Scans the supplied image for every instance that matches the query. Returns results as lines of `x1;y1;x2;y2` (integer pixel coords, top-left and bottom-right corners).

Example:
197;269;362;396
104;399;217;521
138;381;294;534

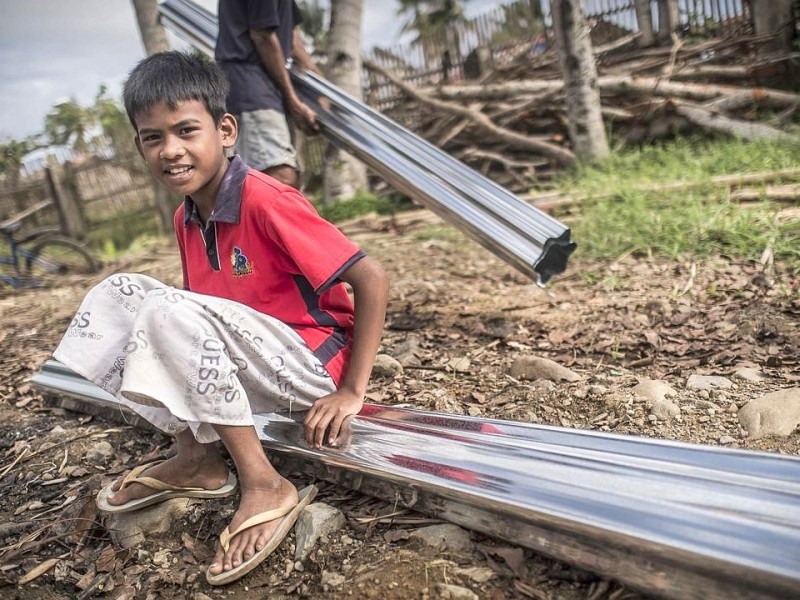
52;51;389;586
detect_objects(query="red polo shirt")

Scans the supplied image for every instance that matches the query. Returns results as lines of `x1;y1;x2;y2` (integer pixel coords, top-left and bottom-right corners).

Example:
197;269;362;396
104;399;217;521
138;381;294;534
174;156;363;385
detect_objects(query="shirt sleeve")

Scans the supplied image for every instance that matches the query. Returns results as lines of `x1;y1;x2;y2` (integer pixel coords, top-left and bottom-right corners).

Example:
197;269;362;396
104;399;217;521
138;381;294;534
259;187;362;293
247;0;280;31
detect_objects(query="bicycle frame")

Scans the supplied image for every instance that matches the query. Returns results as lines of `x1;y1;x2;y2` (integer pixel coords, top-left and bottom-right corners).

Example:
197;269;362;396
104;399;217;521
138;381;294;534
0;229;65;288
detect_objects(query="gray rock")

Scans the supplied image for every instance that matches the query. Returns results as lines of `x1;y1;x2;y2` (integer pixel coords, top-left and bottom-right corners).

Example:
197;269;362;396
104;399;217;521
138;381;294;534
103;498;194;549
719;435;736;445
687;374;733;391
321;570;346;589
294;502;346;561
651;399;681;421
632;379;676;404
733;367;765;383
84;441;115;465
372;354;404;379
410;524;473;553
509;356;580;382
738;388;800;439
393;335;421;367
437;584;479;600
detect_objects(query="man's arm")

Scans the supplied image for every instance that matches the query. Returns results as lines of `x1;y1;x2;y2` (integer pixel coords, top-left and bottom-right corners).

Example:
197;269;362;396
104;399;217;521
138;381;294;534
249;27;319;132
303;256;390;448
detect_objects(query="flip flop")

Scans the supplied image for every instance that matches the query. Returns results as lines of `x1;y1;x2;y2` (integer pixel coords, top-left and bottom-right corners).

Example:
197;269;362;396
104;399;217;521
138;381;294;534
206;484;318;586
96;460;238;514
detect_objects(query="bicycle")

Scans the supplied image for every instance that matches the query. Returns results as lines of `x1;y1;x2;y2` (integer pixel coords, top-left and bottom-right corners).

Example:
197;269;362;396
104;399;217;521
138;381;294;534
0;206;99;289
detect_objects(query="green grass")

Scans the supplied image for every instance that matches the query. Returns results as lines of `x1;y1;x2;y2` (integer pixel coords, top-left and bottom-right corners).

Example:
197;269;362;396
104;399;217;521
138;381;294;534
550;136;800;269
86;208;164;260
314;189;413;223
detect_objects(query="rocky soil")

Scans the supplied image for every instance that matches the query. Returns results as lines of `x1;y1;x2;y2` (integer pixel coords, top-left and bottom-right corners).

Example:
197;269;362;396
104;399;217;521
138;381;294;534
0;211;798;600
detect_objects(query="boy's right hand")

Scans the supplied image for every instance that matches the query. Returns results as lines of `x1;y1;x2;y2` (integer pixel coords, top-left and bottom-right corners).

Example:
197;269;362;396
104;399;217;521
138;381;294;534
303;388;363;449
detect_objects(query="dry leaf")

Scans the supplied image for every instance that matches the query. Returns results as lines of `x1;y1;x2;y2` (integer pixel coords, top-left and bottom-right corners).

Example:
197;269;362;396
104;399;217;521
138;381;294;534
18;558;60;585
95;546;117;573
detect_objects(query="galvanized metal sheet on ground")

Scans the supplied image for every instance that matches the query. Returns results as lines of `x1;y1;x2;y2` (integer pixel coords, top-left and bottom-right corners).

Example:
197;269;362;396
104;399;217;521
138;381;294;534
33;361;800;600
158;0;575;284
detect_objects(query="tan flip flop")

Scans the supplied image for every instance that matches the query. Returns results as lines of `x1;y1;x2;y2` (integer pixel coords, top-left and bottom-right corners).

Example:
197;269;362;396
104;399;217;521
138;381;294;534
96;460;238;514
206;484;318;586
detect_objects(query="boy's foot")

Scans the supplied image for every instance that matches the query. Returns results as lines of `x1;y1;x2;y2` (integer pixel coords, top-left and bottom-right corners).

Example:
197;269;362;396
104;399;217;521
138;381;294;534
97;453;236;513
206;478;314;585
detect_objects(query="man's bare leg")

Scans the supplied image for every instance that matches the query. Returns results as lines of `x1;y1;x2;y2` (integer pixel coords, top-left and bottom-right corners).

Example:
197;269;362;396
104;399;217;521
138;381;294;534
207;424;298;575
106;429;230;506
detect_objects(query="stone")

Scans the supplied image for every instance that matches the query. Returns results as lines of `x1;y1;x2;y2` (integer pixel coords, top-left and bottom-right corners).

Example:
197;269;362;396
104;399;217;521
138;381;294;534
509;356;580;382
733;367;765;382
295;503;347;561
372;354;404;378
651;399;681;421
738;388;800;439
719;435;736;445
687;374;733;391
632;379;676;404
321;570;346;589
103;498;194;549
409;524;473;553
437;583;479;600
84;441;115;465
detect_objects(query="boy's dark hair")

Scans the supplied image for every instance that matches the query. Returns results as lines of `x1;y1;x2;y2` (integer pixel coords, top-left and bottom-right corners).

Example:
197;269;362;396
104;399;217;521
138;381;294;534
123;50;229;129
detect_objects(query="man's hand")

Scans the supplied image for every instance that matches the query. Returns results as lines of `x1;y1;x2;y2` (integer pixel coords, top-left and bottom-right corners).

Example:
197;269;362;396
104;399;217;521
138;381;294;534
303;388;363;449
288;97;320;134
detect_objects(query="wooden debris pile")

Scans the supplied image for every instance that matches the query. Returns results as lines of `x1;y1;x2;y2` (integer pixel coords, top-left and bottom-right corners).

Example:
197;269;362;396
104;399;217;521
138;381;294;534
365;33;800;192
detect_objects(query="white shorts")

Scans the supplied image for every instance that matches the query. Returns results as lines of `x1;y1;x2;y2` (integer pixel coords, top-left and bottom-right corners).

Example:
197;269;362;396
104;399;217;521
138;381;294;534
235;109;298;172
53;274;335;443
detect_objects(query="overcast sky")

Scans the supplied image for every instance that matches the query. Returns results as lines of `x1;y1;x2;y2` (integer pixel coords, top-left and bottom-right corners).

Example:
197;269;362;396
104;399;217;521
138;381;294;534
0;0;505;142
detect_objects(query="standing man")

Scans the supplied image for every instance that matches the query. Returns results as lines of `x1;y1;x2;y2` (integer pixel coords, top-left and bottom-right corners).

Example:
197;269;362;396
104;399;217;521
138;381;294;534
216;0;324;188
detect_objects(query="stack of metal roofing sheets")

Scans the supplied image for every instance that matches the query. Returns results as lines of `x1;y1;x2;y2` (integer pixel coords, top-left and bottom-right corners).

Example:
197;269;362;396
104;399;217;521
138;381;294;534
158;0;575;284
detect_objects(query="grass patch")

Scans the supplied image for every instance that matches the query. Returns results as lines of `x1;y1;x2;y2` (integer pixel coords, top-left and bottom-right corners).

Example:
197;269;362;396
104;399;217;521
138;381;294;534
85;208;163;259
550;136;800;268
314;189;413;223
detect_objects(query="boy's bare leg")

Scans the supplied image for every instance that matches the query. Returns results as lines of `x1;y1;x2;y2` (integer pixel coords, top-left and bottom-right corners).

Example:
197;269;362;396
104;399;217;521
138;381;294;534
106;429;230;506
207;424;298;575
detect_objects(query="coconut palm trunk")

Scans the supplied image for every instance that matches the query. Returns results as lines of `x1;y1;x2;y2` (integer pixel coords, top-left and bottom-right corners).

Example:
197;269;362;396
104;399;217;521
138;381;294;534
323;0;368;203
551;0;609;163
130;0;174;232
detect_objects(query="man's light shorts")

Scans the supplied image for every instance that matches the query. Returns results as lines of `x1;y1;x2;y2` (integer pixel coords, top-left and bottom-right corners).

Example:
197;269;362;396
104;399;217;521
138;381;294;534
235;109;298;172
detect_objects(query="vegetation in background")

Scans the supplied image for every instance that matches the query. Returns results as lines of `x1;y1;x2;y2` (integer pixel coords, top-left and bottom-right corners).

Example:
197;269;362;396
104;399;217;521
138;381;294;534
553;136;800;269
314;189;412;223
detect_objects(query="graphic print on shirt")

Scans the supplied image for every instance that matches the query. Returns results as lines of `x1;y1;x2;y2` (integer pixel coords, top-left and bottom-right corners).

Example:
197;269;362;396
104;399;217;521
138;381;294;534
230;246;254;278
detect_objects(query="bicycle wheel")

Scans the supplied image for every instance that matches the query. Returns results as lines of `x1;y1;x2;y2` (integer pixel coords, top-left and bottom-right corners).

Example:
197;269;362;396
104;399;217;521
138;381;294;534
24;236;99;277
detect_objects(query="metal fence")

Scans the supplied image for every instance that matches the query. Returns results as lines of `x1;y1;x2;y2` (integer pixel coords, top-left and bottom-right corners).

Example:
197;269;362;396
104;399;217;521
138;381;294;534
365;0;753;111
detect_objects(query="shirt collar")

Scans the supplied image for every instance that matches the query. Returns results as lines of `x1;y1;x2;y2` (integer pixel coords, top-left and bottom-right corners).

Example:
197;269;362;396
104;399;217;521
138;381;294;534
182;155;250;226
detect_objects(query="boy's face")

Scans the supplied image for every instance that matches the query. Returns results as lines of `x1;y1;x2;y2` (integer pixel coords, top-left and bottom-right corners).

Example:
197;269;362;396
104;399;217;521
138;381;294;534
134;100;237;209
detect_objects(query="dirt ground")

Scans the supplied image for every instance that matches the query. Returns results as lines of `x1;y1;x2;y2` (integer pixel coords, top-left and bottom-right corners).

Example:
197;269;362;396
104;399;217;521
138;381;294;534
0;210;798;600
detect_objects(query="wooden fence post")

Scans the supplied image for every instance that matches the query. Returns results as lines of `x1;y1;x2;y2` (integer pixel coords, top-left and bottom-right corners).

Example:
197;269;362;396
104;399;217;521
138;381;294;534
152;179;177;234
634;0;656;47
44;164;86;239
656;0;680;42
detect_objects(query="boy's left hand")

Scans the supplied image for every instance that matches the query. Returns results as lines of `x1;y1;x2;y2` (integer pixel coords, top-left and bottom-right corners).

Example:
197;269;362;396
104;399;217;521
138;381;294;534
303;389;363;449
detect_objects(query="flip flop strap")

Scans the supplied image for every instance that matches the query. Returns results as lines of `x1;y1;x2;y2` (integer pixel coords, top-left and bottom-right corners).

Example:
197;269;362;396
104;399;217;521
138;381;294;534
118;460;204;493
219;503;297;552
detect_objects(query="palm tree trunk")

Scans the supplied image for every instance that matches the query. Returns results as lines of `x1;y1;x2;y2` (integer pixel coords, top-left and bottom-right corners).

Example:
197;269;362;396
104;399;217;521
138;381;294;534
634;0;656;47
751;0;795;54
551;0;609;163
324;0;368;203
131;0;170;55
130;0;173;231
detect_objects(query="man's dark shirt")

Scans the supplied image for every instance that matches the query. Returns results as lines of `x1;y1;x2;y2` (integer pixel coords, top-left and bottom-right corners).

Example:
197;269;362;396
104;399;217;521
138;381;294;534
216;0;302;114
